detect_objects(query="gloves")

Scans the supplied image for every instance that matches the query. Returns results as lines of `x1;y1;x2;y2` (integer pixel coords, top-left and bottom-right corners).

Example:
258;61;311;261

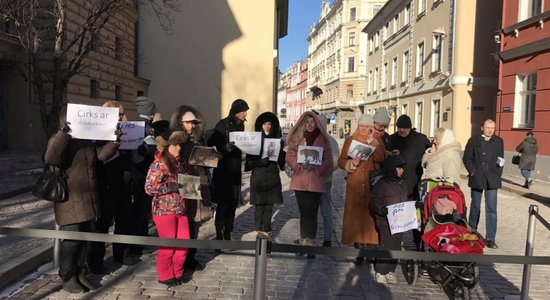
114;125;123;142
379;206;388;216
167;182;182;193
261;157;269;166
137;144;149;157
224;142;237;153
59;121;71;133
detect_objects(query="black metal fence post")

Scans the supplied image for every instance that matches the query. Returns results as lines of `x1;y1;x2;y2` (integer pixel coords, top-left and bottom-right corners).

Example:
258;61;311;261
521;205;538;300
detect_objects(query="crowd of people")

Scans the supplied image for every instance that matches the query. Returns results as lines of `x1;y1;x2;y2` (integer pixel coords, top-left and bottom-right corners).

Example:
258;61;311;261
45;96;535;292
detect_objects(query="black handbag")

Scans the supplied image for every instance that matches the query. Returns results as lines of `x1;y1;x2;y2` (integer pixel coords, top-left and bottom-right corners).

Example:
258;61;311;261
512;154;521;165
32;165;69;202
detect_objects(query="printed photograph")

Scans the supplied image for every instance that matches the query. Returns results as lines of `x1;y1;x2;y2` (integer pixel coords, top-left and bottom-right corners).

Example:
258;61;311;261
347;139;376;161
189;146;219;168
297;145;324;166
262;138;281;161
178;174;202;200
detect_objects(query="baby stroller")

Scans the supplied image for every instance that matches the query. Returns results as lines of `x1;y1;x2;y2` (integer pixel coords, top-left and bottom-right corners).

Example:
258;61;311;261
402;178;485;300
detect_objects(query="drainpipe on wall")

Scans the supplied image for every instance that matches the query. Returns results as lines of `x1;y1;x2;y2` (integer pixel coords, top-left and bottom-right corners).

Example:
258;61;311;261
449;0;457;130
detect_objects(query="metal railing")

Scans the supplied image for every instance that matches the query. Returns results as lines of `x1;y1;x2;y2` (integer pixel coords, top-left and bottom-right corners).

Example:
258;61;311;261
521;205;550;300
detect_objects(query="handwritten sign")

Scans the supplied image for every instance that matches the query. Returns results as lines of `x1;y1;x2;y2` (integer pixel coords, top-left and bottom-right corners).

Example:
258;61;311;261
262;138;281;161
229;132;262;155
66;103;119;141
387;201;418;235
178;174;202;200
118;121;145;150
297;145;324;166
348;139;376;161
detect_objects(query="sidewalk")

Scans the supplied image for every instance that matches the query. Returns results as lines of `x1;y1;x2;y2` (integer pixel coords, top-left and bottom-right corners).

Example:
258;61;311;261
1;151;550;299
0;151;43;200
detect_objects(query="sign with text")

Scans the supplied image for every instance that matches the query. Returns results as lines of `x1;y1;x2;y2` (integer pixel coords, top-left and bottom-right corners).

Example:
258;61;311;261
66;103;119;141
387;201;418;235
118;121;145;150
261;138;281;161
229;131;262;155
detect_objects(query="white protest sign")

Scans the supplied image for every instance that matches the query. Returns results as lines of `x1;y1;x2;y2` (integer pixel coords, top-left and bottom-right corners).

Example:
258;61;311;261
66;103;119;141
387;201;419;235
118;121;145;150
262;138;281;161
229;132;262;155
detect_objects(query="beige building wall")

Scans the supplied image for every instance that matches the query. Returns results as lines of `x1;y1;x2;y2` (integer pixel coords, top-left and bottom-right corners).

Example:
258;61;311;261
138;0;285;130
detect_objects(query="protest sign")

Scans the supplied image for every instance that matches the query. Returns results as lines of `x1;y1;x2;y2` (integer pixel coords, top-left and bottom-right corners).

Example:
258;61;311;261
66;103;119;141
261;138;281;161
118;121;145;150
387;201;419;235
189;146;219;168
347;139;376;160
178;174;201;200
297;145;324;166
229;132;262;155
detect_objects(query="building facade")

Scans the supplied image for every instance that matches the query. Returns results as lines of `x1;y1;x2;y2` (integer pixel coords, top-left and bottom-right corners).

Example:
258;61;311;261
283;61;308;129
363;0;501;146
277;71;288;130
307;0;388;140
496;0;550;180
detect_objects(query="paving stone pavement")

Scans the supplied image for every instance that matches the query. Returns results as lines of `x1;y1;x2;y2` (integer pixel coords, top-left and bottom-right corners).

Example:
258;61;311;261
1;156;550;299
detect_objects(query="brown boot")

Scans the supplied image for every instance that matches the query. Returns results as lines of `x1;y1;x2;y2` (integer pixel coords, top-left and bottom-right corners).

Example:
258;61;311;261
62;275;88;293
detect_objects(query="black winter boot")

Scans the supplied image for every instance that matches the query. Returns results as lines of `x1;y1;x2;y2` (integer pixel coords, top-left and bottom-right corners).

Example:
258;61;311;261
62;275;88;293
522;180;529;188
78;269;97;291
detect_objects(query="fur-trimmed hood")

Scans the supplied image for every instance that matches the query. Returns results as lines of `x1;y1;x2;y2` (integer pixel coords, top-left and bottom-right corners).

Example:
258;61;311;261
254;112;282;138
169;105;206;143
287;111;328;150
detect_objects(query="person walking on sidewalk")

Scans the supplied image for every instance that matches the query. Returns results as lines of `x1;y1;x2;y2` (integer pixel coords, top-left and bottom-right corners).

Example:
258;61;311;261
208;99;249;245
145;130;191;286
515;130;538;189
245;112;285;240
463;119;504;249
286;111;333;256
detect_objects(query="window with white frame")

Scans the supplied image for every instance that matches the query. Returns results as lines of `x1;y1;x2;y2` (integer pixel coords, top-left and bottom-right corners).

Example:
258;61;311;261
418;0;426;15
518;0;542;22
416;42;424;78
350;7;357;21
348;57;355;72
404;4;411;24
402;50;409;83
401;103;408;115
393;14;399;34
514;73;536;128
349;32;356;46
374;67;379;92
432;34;443;72
415;102;423;130
381;62;387;89
391;57;398;86
430;99;441;136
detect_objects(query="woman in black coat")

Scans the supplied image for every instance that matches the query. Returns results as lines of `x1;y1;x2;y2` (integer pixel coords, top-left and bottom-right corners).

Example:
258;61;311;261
515;131;539;189
245;112;285;239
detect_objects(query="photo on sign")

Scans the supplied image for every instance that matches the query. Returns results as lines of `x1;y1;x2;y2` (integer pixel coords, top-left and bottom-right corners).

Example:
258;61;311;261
297;145;323;166
178;174;202;200
261;138;281;161
347;139;376;161
189;146;219;168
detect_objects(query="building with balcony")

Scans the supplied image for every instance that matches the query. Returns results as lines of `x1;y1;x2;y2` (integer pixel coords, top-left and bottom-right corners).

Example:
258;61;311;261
283;61;308;129
496;0;550;180
307;0;388;139
363;0;501;145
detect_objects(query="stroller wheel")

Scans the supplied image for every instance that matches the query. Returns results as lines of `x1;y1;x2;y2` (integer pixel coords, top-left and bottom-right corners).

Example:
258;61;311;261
462;264;480;289
402;259;419;285
446;282;470;300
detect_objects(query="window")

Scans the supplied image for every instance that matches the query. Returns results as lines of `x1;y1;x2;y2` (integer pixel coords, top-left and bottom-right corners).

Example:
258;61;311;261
90;80;99;98
348;57;355;72
374;67;379;92
115;85;122;101
393;14;399;34
418;0;426;15
404;4;411;24
391;57;398;86
347;85;354;99
514;73;537;128
431;99;441;136
402;50;409;83
432;34;443;72
349;32;356;46
368;70;373;93
350;7;357;21
115;37;122;60
518;0;542;21
381;62;388;90
416;42;424;78
401;104;408;115
415;102;423;130
373;5;382;17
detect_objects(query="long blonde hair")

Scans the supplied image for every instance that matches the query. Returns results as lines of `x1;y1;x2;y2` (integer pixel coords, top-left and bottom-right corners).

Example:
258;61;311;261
288;114;315;150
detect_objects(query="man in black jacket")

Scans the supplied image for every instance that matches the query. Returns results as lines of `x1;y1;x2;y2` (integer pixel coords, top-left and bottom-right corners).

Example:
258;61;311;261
208;99;249;246
463;119;504;249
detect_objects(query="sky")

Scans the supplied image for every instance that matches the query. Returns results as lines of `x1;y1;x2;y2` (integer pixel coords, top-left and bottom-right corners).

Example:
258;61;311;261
278;1;326;72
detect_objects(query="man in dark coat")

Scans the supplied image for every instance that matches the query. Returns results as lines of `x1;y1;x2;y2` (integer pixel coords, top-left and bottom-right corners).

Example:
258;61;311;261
208;99;249;244
463;119;504;249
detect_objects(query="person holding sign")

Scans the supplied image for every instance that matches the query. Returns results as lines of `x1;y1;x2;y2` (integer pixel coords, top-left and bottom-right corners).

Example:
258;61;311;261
338;114;386;264
369;155;410;284
145;130;192;286
285;111;333;256
169;105;214;272
44;105;120;293
208;99;249;246
244;112;285;240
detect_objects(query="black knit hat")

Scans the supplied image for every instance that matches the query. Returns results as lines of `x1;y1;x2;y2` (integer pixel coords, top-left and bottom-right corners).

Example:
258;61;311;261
382;155;407;177
230;99;249;114
396;114;412;129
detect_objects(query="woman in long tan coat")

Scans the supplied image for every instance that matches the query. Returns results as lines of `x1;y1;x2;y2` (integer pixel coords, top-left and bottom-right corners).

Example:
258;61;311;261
339;114;386;263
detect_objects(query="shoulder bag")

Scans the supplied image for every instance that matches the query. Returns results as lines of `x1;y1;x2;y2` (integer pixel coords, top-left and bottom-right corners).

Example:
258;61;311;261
32;165;69;202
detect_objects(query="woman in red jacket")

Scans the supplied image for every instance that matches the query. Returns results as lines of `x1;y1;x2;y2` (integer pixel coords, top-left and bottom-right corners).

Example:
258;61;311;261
145;130;191;286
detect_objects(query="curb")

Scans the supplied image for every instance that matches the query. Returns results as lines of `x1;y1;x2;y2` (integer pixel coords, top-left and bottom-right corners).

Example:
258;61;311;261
0;243;52;291
0;186;33;201
459;174;548;204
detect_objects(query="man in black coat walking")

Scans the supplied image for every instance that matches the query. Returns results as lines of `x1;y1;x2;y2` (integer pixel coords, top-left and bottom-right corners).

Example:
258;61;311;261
463;119;504;249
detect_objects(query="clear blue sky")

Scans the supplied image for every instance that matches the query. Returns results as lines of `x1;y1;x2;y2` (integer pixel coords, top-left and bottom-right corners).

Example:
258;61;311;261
279;1;325;72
